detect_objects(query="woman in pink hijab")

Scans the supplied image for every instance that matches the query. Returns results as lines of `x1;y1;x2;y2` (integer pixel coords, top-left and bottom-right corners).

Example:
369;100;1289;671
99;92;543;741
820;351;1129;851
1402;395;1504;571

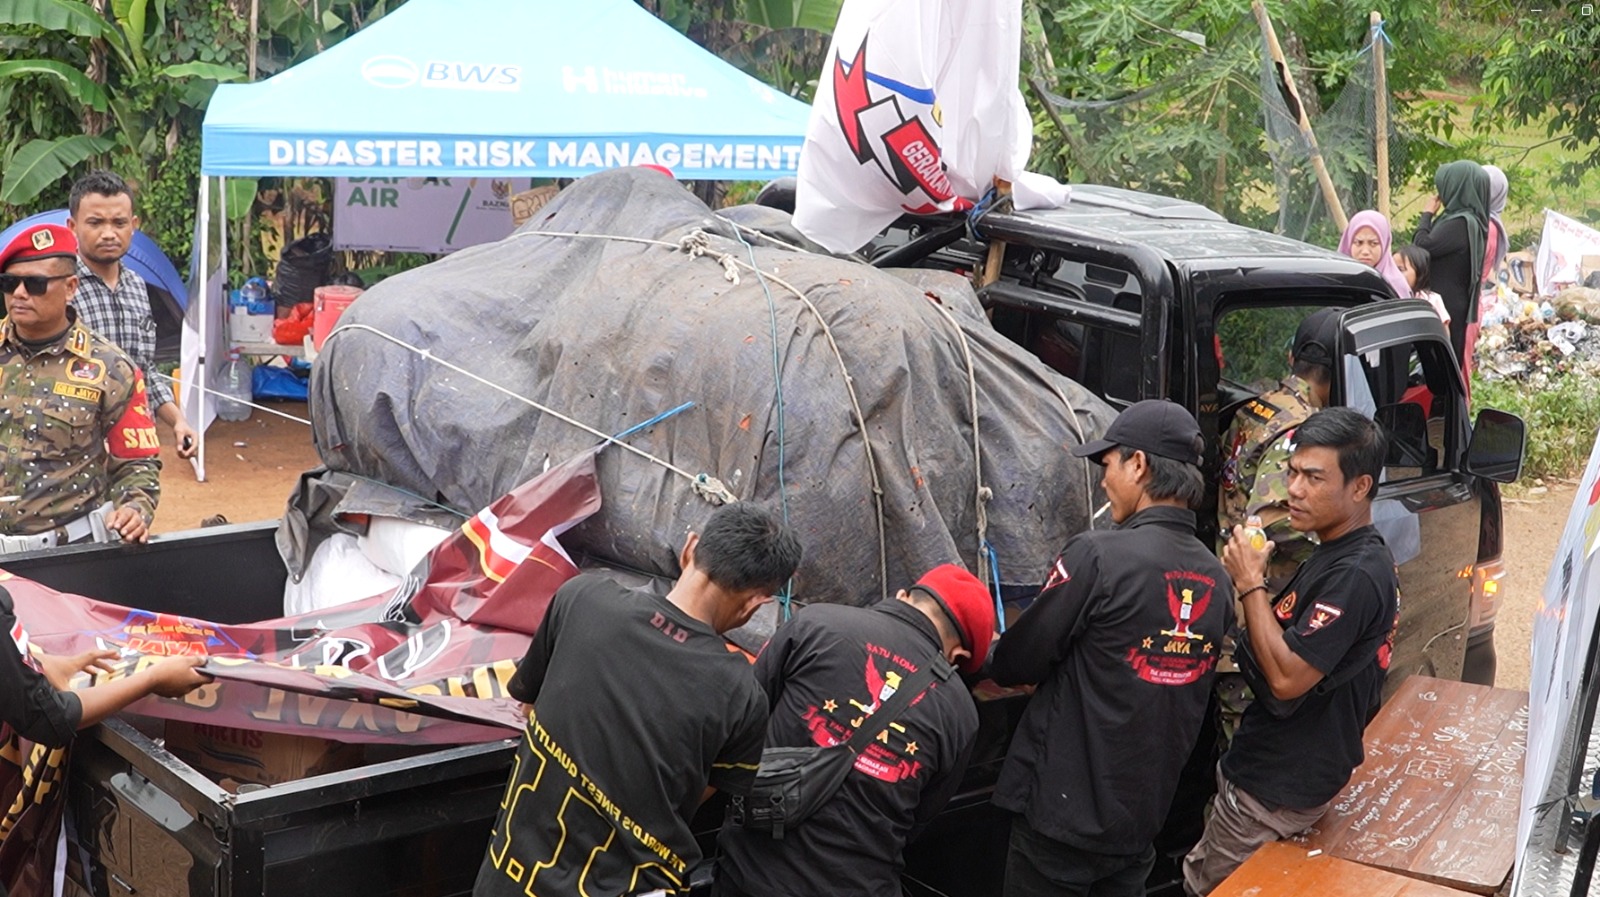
1338;210;1412;298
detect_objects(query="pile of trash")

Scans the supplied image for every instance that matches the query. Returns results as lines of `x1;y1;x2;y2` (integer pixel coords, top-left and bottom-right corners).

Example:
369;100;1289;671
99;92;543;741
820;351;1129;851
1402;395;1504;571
1475;286;1600;386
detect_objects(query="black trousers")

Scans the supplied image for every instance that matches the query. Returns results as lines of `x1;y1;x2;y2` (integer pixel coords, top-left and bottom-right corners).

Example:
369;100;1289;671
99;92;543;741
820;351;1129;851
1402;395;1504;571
1003;815;1156;897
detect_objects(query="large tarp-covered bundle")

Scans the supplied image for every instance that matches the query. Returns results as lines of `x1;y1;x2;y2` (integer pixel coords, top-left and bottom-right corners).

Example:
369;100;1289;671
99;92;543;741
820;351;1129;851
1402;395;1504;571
311;168;1113;604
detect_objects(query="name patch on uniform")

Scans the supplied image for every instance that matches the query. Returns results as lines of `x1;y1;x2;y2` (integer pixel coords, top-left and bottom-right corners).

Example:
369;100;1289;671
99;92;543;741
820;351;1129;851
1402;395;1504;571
67;358;106;385
1306;602;1343;631
52;381;102;403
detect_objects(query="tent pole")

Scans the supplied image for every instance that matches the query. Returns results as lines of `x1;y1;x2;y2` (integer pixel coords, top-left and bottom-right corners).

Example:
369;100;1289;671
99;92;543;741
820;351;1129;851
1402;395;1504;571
195;176;210;482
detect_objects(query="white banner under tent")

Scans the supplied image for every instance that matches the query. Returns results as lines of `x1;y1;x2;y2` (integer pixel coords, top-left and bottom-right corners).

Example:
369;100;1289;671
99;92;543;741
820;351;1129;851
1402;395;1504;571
331;177;536;254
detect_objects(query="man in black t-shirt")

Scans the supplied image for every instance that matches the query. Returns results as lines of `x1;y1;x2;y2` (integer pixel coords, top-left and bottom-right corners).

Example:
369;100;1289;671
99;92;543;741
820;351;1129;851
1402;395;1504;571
990;400;1234;897
714;563;996;897
1182;408;1400;896
472;503;802;897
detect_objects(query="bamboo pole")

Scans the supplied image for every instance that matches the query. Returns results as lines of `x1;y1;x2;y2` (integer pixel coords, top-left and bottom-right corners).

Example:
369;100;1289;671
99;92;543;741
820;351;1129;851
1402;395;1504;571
1252;1;1348;232
979;179;1012;288
1371;11;1391;219
248;0;259;81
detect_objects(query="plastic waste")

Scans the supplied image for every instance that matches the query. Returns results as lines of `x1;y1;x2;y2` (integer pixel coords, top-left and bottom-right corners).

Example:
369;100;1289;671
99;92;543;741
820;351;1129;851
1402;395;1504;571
1549;320;1588;356
216;348;253;422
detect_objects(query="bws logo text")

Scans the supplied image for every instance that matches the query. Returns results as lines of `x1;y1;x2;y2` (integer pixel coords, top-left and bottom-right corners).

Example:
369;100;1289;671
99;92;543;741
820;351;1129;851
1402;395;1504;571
363;55;521;92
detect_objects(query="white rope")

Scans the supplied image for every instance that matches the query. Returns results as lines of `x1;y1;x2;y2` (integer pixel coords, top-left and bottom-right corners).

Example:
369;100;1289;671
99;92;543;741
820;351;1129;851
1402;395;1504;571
924;297;993;585
508;226;892;593
323;323;737;505
151;370;312;425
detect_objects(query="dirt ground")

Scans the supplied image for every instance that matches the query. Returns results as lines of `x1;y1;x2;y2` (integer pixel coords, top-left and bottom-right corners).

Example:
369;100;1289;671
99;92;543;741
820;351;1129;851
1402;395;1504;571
1493;480;1577;692
150;401;320;534
150;404;1571;692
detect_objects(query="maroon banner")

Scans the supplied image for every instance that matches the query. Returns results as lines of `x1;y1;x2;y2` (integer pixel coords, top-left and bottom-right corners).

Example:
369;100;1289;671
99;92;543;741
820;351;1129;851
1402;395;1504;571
0;450;602;745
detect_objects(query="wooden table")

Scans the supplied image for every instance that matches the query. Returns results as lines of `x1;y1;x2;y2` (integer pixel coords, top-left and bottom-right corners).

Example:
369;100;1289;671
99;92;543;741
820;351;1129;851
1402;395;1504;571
1294;675;1528;894
1213;841;1479;897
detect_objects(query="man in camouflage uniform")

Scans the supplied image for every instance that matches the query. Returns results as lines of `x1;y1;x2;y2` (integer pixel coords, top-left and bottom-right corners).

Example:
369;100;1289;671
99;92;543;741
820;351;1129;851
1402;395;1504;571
0;224;161;550
1213;308;1338;740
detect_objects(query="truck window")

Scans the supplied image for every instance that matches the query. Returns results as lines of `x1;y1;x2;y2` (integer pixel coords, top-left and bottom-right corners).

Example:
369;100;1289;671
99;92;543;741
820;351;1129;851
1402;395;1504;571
1215;305;1307;393
1339;336;1458;483
986;257;1144;404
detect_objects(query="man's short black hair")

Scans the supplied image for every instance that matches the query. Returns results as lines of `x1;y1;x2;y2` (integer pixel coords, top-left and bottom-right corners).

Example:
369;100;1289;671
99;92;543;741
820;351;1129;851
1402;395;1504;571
1293;407;1386;489
69;170;133;216
695;503;803;594
1115;445;1206;509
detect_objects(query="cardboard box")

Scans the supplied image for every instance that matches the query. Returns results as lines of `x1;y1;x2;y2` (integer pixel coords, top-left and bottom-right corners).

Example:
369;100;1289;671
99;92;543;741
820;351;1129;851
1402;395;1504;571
165;721;363;788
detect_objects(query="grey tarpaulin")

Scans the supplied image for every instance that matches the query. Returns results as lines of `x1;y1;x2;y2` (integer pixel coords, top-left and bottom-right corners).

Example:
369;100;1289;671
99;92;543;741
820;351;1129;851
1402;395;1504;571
310;168;1112;604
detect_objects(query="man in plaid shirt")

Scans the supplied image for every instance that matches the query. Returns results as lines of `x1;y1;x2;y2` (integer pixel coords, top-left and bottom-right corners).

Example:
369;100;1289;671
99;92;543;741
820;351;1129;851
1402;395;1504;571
68;170;198;459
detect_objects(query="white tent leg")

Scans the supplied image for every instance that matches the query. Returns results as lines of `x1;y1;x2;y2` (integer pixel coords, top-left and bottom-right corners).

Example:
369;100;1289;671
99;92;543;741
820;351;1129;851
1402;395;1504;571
194;176;210;482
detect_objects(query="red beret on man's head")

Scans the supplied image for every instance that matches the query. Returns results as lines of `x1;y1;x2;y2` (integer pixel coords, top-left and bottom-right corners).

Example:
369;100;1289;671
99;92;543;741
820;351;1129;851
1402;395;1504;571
911;563;998;675
0;224;78;270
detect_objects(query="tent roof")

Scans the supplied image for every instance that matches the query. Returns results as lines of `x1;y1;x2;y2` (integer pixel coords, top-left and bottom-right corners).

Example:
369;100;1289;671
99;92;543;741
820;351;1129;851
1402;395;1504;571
201;0;812;180
0;210;188;311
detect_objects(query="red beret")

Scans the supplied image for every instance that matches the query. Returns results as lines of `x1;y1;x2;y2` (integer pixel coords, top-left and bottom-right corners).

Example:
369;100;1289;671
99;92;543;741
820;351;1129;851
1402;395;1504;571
912;563;997;675
0;224;77;270
640;164;676;179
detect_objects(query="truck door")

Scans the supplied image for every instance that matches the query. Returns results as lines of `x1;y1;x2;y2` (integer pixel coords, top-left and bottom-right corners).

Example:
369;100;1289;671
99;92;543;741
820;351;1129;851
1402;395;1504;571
1329;301;1481;684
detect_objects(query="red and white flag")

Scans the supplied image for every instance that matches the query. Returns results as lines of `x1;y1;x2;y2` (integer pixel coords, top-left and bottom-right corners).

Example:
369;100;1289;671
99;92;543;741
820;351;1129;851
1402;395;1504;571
793;0;1068;253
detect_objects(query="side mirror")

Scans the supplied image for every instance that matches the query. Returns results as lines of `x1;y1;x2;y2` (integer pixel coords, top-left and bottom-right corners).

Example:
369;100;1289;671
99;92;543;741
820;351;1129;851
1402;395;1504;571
1464;408;1527;484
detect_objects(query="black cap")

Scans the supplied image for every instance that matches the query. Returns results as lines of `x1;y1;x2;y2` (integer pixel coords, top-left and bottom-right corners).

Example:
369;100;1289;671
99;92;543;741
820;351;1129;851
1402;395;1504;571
1071;399;1204;466
1293;308;1342;369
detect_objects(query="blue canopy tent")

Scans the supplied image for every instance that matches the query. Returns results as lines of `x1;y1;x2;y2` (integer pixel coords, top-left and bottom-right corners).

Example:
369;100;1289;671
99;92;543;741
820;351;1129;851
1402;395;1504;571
0;211;188;363
185;0;812;478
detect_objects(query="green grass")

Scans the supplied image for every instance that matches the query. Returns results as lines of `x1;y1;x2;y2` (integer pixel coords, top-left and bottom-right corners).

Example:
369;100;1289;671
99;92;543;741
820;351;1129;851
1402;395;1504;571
1472;371;1600;481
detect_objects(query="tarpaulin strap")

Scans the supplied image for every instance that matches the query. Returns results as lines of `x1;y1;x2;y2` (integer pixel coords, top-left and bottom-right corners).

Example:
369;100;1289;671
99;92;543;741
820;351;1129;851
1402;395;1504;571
729;222;795;620
610;401;696;442
984;539;1006;634
923;291;994;587
325;323;731;505
679;230;741;283
509;226;892;599
966;185;1006;242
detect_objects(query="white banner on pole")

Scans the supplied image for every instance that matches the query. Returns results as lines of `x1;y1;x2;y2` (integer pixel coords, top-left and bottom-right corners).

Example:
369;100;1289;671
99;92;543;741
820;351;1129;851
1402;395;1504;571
331;177;535;254
1534;208;1600;296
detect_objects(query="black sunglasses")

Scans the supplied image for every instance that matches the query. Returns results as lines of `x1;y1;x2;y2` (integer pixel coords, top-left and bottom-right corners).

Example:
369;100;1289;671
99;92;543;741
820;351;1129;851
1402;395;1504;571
0;273;72;296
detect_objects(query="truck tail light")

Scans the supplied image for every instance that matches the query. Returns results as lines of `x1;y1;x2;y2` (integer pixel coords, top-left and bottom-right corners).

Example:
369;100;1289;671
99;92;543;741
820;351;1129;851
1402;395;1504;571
1469;557;1506;633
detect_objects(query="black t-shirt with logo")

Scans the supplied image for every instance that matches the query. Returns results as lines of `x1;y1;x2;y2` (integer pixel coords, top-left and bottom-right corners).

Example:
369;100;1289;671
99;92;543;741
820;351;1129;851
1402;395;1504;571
473;574;767;897
714;600;979;897
990;506;1235;855
1222;525;1400;809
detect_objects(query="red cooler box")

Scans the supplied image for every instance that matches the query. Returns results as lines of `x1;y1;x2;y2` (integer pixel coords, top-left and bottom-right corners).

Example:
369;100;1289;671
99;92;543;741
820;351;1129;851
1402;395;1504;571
312;285;364;352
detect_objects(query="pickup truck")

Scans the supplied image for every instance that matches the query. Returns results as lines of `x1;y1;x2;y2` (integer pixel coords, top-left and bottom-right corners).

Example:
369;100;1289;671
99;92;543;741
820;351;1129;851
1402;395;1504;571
8;183;1524;897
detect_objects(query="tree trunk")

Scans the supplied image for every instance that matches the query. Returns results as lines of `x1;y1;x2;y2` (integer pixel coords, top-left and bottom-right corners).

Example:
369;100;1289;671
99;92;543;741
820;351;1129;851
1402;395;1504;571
84;0;109;138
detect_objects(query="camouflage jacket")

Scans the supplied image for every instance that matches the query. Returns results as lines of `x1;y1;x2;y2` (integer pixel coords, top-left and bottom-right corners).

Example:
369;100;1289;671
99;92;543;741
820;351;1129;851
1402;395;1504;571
0;311;161;535
1217;375;1319;592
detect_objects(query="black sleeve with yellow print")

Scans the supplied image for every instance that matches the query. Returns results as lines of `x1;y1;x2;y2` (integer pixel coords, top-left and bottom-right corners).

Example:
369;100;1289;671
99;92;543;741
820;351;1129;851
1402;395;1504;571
101;365;161;523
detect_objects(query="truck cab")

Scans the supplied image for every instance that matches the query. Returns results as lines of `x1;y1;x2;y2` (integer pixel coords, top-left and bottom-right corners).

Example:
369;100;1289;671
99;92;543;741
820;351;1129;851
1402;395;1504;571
873;185;1526;895
871;184;1522;688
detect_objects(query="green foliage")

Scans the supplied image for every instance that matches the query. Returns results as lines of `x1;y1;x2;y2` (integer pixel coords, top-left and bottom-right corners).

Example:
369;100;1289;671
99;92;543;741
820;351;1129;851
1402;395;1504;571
1472;371;1600;481
0;0;396;269
1024;0;1454;230
734;0;840;32
1480;8;1600;188
0;135;115;204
